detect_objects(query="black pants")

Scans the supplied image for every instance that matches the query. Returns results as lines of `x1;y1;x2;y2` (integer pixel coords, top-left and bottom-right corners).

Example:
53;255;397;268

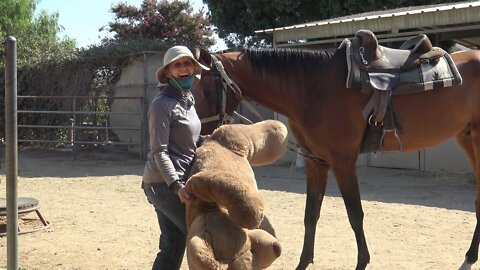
144;183;187;270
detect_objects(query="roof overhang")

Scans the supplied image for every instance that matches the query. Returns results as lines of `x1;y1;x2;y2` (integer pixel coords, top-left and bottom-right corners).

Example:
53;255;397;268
255;1;480;49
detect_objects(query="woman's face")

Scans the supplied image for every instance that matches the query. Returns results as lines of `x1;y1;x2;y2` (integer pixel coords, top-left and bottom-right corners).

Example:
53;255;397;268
165;56;195;79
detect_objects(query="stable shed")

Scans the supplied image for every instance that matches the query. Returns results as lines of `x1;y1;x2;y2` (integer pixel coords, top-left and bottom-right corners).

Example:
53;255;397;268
257;1;480;50
256;1;480;173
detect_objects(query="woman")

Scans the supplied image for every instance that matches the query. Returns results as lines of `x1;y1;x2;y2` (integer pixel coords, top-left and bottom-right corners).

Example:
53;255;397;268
142;45;209;270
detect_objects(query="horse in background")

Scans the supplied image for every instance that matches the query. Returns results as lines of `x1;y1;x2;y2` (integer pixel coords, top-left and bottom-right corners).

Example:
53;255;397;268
192;44;480;270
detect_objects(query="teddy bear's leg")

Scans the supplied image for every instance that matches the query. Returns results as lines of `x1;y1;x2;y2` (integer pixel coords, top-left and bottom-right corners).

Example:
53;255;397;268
187;233;228;270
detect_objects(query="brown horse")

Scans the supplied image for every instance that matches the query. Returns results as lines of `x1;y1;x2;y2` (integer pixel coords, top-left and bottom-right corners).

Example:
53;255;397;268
192;45;480;270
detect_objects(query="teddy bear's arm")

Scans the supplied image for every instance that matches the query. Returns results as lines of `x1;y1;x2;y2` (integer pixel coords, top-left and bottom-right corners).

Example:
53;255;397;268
186;171;265;229
187;233;228;270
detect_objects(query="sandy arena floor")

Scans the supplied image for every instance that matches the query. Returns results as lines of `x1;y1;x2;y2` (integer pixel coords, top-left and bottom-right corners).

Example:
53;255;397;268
0;148;478;270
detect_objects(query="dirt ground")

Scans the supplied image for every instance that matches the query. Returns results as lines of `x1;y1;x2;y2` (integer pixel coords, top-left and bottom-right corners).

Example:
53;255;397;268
0;148;479;270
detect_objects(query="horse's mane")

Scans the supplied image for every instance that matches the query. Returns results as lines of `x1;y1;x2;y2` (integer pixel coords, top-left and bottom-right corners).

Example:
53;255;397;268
243;47;343;75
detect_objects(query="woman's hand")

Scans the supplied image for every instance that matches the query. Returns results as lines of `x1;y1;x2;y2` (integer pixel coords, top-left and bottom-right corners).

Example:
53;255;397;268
197;134;212;147
178;186;193;205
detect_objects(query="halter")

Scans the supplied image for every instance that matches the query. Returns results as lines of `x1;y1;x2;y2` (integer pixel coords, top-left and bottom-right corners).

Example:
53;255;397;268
198;69;234;126
199;54;264;127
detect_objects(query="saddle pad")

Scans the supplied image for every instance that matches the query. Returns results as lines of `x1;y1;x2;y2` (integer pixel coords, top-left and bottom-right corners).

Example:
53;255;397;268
341;39;463;95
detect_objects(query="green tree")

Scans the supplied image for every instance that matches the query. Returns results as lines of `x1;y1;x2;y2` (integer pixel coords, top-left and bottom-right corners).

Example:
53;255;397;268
0;0;76;142
0;0;36;38
0;0;76;66
106;0;214;48
203;0;469;48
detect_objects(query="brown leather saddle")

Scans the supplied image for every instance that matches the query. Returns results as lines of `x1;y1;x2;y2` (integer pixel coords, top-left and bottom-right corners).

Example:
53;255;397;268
352;30;445;72
340;29;463;153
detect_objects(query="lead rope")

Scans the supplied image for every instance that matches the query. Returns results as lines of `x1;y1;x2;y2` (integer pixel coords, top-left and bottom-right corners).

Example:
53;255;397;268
287;139;328;164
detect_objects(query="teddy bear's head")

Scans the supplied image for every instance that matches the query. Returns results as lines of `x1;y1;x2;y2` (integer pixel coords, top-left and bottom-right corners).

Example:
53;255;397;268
185;120;288;270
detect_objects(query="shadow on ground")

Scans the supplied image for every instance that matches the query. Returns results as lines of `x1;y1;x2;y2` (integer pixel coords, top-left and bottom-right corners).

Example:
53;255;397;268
11;148;144;178
254;162;476;212
2;149;475;212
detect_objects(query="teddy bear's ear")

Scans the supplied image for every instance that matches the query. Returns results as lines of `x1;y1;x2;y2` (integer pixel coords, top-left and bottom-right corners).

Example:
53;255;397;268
186;170;265;229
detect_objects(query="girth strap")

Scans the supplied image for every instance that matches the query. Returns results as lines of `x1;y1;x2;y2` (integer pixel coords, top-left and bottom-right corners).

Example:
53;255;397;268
361;90;389;123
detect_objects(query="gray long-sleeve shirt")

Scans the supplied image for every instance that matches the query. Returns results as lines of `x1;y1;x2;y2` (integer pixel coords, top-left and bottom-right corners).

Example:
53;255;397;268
142;86;201;187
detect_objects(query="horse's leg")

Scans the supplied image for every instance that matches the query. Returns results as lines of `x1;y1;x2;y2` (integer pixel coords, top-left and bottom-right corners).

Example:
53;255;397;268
331;157;370;270
296;159;329;270
457;124;480;270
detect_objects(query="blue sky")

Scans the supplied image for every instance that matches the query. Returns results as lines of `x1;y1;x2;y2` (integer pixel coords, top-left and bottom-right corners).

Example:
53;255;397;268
35;0;225;50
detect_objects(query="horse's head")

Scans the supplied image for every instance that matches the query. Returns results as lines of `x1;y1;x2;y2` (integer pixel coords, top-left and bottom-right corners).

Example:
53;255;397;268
192;48;242;135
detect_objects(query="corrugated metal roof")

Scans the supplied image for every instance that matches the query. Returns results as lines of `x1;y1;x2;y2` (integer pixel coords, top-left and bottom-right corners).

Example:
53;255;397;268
255;1;480;49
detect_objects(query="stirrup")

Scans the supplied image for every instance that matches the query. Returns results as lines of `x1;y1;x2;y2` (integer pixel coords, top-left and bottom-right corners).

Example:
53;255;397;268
380;128;403;152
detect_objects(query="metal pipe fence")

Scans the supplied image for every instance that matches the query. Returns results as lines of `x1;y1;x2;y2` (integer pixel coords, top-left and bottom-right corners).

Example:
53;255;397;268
17;95;145;159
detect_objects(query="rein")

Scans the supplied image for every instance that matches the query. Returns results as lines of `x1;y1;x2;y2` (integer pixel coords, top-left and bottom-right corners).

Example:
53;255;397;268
287;139;328;164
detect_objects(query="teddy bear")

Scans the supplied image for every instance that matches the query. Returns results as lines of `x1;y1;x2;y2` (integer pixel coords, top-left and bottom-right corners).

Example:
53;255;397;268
184;119;288;270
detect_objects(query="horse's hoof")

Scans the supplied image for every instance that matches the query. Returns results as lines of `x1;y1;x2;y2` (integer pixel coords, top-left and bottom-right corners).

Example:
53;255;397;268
459;257;473;270
355;264;368;270
295;260;312;270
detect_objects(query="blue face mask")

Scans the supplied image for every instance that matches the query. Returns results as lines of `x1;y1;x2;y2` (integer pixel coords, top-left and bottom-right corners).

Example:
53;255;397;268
169;75;195;92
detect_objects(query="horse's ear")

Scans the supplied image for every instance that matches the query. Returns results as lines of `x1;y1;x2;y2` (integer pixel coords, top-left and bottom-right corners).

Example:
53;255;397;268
195;48;212;68
194;48;201;61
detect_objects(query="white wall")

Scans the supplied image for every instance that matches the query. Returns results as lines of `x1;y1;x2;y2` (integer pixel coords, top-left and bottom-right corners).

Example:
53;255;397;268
363;138;471;174
110;52;164;153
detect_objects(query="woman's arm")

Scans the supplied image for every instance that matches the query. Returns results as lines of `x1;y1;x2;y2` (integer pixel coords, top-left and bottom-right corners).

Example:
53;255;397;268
149;98;179;186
